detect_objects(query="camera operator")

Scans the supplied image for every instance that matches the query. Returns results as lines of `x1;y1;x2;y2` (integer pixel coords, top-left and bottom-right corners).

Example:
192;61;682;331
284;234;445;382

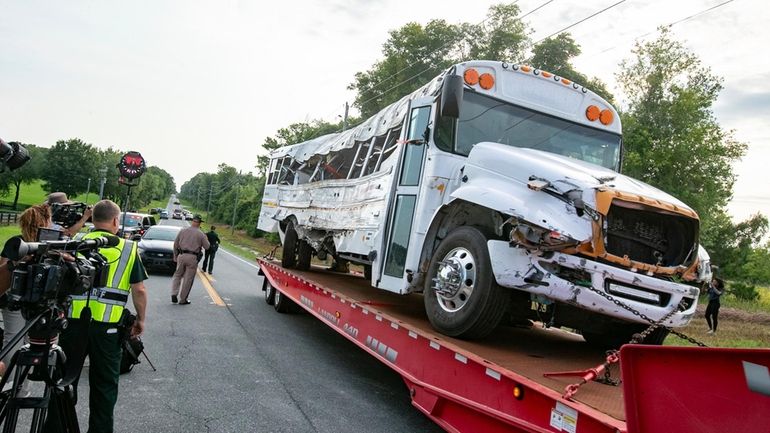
45;199;148;433
45;192;92;238
0;204;54;379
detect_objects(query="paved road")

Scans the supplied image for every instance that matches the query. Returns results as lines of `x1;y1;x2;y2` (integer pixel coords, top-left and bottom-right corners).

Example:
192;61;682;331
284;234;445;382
74;198;442;432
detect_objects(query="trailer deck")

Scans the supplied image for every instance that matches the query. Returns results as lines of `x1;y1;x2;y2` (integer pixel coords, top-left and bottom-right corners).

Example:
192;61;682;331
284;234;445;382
257;258;770;433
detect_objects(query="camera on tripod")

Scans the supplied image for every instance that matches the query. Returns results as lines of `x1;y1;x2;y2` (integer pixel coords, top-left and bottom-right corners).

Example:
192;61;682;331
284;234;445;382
4;236;118;320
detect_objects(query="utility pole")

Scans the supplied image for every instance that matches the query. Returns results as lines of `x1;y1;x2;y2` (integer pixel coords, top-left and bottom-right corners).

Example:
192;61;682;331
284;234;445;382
207;183;213;214
231;172;241;235
98;167;107;199
85;178;92;204
342;102;349;131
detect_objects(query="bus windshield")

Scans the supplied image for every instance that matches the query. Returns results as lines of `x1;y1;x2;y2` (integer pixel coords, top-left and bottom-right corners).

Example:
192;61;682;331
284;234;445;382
437;91;622;171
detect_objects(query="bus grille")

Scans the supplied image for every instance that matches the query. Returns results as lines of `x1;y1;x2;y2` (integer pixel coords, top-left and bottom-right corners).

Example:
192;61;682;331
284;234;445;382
605;203;697;268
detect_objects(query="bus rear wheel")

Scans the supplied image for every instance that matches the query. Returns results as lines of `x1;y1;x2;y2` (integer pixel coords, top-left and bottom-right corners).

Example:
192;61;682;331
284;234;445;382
297;240;312;271
423;226;507;339
281;221;298;269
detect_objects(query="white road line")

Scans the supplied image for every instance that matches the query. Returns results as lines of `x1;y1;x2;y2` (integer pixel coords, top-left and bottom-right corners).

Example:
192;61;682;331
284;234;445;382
220;248;260;269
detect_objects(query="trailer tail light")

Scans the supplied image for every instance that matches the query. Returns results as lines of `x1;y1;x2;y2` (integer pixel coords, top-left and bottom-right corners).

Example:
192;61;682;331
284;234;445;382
513;384;524;400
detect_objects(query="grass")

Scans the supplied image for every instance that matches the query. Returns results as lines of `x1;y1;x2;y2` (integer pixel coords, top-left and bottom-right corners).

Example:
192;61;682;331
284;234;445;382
0;179;49;208
0;225;21;246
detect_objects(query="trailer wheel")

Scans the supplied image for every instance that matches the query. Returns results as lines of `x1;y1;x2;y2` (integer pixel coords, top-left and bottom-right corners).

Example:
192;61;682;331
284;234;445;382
281;221;298;269
263;279;276;305
274;289;295;314
297;240;312;271
582;324;670;349
423;226;508;339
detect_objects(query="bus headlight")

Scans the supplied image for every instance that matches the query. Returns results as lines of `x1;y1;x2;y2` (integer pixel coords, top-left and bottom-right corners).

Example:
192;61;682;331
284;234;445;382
510;221;579;251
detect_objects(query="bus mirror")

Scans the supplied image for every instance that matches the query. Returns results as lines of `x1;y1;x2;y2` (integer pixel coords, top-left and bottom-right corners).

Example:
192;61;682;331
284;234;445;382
440;74;463;119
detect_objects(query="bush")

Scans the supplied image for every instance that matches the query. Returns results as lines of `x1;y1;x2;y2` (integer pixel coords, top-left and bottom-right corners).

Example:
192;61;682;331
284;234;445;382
729;281;760;302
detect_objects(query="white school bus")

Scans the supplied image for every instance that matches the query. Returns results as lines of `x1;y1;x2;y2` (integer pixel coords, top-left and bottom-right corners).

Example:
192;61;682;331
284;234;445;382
258;60;703;345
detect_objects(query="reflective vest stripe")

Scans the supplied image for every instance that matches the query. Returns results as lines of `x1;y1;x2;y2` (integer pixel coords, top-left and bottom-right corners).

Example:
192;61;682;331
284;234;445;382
111;241;134;288
69;232;136;323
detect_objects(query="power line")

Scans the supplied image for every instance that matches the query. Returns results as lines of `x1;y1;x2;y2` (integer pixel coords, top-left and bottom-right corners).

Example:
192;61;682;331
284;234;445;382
546;0;739;76
353;0;556;113
527;0;629;49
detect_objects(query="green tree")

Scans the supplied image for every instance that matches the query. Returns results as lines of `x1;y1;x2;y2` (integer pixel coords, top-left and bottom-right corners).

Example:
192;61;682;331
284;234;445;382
529;33;614;103
349;3;532;118
701;211;768;279
617;28;746;225
41;139;100;197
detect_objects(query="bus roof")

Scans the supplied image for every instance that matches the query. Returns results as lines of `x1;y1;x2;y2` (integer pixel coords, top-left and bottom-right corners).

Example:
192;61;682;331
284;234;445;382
268;60;620;164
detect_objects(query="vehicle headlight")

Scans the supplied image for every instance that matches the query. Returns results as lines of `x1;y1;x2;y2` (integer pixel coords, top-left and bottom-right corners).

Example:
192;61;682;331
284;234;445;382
510;220;579;251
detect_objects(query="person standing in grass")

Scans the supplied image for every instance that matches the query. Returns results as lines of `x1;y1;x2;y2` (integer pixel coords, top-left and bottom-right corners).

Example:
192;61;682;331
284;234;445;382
705;277;724;334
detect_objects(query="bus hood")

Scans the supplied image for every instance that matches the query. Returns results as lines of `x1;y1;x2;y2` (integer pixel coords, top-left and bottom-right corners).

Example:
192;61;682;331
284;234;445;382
465;142;694;211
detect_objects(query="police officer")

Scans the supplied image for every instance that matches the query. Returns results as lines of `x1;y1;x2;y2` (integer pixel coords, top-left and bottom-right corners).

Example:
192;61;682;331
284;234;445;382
46;199;148;433
171;214;209;304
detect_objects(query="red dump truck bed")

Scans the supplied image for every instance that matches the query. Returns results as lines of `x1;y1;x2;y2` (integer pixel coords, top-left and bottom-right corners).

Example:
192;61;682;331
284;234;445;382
257;259;770;433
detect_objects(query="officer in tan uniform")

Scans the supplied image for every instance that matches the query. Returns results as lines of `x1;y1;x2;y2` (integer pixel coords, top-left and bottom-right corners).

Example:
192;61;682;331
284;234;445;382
170;214;209;304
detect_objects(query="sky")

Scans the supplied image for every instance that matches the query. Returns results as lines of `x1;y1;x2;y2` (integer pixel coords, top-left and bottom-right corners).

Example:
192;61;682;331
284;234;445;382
1;0;768;222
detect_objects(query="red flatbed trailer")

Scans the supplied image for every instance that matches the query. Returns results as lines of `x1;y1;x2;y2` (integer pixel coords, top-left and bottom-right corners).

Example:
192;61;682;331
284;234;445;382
257;259;770;433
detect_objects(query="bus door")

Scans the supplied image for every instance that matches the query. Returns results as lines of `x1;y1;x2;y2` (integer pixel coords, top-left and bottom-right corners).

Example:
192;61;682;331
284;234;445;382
377;99;433;294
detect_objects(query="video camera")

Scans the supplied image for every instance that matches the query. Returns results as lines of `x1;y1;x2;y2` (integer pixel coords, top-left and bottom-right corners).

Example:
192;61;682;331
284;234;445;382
50;202;90;228
3;236;119;319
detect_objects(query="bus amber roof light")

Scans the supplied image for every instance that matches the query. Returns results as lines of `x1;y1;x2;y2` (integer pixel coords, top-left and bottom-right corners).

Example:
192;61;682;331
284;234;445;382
479;73;495;90
599;109;614;125
464;69;479;86
586;105;600;121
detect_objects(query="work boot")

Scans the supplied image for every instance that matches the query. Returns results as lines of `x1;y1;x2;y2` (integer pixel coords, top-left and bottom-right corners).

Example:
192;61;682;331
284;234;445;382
172;295;178;303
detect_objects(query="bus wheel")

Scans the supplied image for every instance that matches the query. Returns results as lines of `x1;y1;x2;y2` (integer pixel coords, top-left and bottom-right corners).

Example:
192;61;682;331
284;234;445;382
264;281;276;306
274;289;295;314
297;240;312;271
281;221;298;268
424;226;507;339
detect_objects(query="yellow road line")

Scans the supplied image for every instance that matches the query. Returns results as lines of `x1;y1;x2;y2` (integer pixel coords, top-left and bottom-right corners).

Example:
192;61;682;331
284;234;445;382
197;269;225;306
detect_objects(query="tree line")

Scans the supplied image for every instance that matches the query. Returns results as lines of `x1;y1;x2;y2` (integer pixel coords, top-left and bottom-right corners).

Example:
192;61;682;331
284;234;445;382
0;138;176;210
179;4;770;294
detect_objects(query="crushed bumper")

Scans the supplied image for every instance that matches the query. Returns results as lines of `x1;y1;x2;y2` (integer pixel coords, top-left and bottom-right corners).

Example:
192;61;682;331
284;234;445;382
487;240;700;327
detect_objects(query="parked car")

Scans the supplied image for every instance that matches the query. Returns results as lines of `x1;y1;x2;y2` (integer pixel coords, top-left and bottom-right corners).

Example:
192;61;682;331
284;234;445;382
138;225;182;273
172;209;183;220
159;210;169;219
184;210;193;221
118;212;156;239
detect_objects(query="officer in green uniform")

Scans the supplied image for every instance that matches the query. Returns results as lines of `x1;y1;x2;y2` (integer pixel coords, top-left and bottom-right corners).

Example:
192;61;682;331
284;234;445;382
46;199;148;433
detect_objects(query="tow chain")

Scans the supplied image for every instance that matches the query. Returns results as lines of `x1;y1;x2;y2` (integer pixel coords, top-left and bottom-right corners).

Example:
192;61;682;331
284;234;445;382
551;283;708;399
264;245;279;261
583;283;707;348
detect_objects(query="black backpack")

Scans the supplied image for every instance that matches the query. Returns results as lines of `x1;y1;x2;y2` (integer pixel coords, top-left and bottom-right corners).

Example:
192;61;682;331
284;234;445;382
118;309;144;374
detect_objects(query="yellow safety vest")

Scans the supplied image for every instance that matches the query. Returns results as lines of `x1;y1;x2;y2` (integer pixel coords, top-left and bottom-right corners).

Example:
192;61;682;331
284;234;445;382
68;231;137;323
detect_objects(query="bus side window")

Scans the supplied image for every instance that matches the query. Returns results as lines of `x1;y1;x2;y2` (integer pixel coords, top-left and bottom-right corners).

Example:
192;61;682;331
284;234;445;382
362;134;387;177
434;116;455;152
375;127;401;172
267;158;279;185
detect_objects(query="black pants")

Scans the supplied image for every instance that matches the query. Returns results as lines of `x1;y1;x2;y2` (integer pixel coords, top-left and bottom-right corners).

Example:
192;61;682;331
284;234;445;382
45;319;122;433
705;299;720;331
202;247;217;273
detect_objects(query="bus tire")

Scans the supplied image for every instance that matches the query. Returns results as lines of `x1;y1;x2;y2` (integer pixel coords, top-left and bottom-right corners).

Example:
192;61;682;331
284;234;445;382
274;289;295;314
263;280;276;306
281;221;298;269
423;226;507;339
297;240;312;271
